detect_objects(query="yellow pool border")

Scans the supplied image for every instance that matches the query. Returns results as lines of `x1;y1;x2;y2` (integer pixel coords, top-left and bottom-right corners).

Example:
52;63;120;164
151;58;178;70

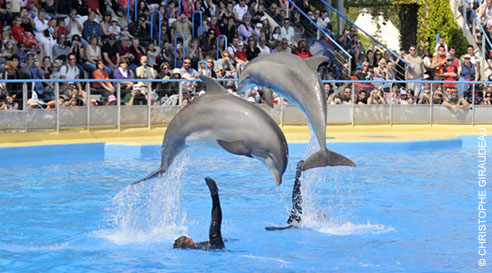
0;124;491;147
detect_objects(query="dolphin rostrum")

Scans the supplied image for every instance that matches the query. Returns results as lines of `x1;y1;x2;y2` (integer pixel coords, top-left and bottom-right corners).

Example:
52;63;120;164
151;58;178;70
132;75;289;185
238;53;355;171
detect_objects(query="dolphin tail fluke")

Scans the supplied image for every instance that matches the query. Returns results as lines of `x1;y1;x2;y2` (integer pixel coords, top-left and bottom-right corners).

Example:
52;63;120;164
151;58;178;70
302;148;356;171
131;167;166;185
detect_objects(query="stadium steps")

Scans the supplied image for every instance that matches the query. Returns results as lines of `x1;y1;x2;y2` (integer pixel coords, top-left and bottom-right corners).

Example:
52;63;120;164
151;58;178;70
449;0;492;80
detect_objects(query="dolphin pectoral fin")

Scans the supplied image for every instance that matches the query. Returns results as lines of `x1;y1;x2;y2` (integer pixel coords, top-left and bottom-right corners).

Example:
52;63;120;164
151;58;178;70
217;139;253;158
199;75;227;94
131;168;165;185
263;87;274;108
304;55;330;71
302;148;356;171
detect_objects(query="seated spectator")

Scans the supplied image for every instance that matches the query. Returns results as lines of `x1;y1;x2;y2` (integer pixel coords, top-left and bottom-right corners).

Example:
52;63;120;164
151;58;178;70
220;16;236;44
56;18;69;37
129;16;151;45
186;38;204;70
83;35;105;74
271;40;283;53
102;34;120;75
65;8;87;43
159;68;182;105
200;29;217;59
23;54;53;101
155;62;173;99
52;34;70;62
238;13;260;43
280;18;295;46
443;87;470;109
136;56;158;96
271;26;282;44
146;43;159;69
398;89;413;104
245;37;260;61
215;51;236;76
294;40;311;58
129;38;146;72
234;41;247;63
180;58;199;78
92;59;116;98
367;89;387;104
82;12;103;41
172;12;193;43
60;53;85;102
112;58;135;96
233;0;249;21
418;86;432;104
357;90;368;104
482;91;492;105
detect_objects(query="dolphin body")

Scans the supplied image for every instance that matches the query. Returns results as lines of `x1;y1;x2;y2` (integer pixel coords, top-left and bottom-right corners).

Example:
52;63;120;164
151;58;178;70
132;75;289;185
238;53;355;171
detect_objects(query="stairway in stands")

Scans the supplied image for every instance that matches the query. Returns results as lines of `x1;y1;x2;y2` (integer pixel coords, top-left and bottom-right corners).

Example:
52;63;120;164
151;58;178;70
450;0;492;79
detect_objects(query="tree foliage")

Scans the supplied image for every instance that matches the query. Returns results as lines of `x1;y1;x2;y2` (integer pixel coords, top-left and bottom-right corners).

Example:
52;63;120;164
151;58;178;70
416;0;468;54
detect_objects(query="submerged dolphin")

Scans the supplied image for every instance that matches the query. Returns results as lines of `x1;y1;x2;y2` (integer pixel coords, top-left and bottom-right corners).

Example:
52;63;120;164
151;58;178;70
132;75;289;185
238;53;355;171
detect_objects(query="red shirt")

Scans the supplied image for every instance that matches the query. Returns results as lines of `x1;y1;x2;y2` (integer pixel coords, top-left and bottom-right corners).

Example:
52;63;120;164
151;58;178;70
295;49;312;58
235;49;246;62
443;65;458;87
88;0;99;11
11;26;25;42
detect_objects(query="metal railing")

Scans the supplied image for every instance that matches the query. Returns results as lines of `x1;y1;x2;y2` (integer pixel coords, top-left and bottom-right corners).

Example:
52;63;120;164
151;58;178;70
150;10;162;48
174;34;186;66
287;0;352;76
0;78;491;132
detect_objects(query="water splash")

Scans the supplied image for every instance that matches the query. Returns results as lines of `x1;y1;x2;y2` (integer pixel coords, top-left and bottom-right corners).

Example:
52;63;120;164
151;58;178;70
98;152;191;245
297;134;394;235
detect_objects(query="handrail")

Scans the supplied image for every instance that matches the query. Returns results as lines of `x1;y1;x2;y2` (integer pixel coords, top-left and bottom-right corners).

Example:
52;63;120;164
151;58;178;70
192;10;203;38
286;0;351;59
127;0;131;24
178;0;182;15
174;33;186;67
464;0;492;49
318;0;411;67
134;0;138;22
216;35;228;60
150;10;162;48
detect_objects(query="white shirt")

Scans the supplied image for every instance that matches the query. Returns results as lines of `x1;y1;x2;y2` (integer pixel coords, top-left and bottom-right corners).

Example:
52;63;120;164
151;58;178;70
65;15;88;38
60;64;80;83
280;26;295;45
233;4;248;21
34;17;48;33
257;44;270;55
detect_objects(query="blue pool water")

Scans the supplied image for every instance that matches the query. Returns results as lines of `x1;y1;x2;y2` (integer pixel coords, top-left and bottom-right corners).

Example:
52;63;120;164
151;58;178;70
0;136;490;272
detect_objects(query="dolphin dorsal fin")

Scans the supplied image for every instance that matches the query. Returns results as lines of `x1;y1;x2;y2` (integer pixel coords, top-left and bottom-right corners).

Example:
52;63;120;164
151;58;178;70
304;55;330;71
199;75;227;94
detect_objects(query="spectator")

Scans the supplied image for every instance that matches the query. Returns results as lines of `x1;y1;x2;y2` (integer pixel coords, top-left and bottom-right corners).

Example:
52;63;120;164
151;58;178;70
227;36;240;57
172;12;192;43
457;54;478;97
182;0;195;19
187;38;204;69
82;12;103;41
203;0;217;18
398;89;413;104
482;91;492;105
442;57;459;91
200;29;217;58
129;16;151;45
434;36;448;55
113;58;135;96
233;0;249;21
257;34;270;55
180;58;199;78
234;41;247;63
280;18;295;46
215;50;235;76
432;45;448;80
245;37;260;61
237;13;260;42
220;16;236;44
418;86;431;104
404;45;424;96
102;34;120;75
294;40;311;58
129;38;146;72
65;8;87;43
443;87;470;109
100;11;113;38
52;34;70;62
368;89;387;104
83;35;104;74
60;53;85;101
92;59;116;98
432;86;444;104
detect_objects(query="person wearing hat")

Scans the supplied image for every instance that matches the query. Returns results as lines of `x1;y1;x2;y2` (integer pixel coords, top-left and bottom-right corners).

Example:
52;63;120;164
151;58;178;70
457;53;478;98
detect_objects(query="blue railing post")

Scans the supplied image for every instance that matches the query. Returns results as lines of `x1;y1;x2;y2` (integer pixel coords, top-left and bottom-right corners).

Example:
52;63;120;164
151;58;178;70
174;33;186;67
216;35;228;60
150;10;162;48
178;0;182;15
192;10;203;38
127;0;130;24
134;0;138;22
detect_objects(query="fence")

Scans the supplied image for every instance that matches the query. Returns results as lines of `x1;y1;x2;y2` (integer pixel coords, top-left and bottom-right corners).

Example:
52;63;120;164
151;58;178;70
0;78;491;132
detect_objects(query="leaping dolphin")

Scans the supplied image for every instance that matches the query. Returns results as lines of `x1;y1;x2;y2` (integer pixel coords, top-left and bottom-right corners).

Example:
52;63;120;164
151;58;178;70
132;75;289;186
238;53;355;171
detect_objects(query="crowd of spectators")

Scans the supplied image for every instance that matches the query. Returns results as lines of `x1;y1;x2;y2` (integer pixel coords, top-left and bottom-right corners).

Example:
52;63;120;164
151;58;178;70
0;0;490;112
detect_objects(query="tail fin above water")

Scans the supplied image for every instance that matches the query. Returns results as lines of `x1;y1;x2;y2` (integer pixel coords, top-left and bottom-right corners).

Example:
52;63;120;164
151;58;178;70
131;167;166;185
302;148;356;171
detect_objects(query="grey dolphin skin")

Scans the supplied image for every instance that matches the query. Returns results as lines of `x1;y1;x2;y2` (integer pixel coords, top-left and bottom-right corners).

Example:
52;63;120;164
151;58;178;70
132;75;289;185
238;53;355;171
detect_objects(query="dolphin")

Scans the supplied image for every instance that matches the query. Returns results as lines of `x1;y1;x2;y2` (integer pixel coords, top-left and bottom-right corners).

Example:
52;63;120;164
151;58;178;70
132;75;289;186
238;53;355;171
